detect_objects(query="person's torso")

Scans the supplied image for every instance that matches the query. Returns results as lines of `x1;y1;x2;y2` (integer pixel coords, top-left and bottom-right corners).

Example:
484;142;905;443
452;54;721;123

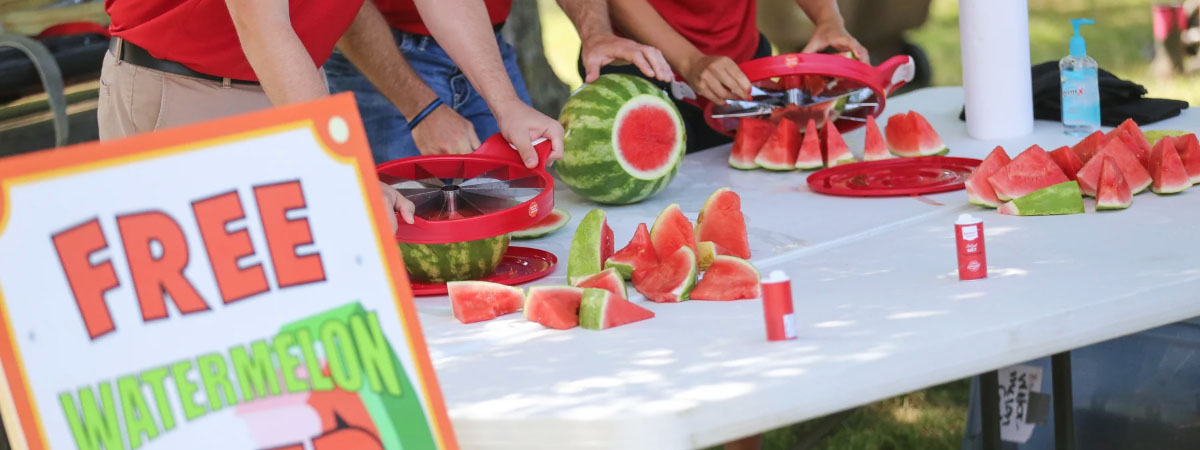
106;0;364;81
646;0;759;63
374;0;512;35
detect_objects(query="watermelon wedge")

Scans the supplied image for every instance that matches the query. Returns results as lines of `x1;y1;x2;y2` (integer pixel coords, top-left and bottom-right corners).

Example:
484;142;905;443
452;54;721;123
822;120;856;168
697;241;716;271
997;181;1085;216
862;115;893;161
1096;156;1132;210
1049;146;1084;181
728;118;773;169
567;209;615;284
690;256;761;301
447;281;524;324
1071;130;1107;164
794;118;824;170
512;208;571;239
694;187;751;259
1113;119;1152;169
1076;137;1153;196
1149;138;1191;194
886;111;947;157
1167;134;1200;184
1144;129;1190;145
523;286;583;329
754;117;800;170
605;223;657;280
579;288;655;330
986;145;1069;201
649;203;697;259
632;246;697;303
965;146;1012;208
573;268;628;299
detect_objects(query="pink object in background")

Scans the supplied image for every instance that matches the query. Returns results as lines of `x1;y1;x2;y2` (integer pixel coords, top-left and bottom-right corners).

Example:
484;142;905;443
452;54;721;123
761;271;797;341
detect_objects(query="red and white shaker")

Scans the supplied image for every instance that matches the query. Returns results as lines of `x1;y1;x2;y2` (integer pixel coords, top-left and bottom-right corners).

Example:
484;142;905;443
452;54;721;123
955;213;987;281
761;270;797;341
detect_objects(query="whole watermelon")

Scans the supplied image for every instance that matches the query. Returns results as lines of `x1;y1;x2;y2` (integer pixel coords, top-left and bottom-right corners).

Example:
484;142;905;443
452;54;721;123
397;235;509;283
557;74;685;204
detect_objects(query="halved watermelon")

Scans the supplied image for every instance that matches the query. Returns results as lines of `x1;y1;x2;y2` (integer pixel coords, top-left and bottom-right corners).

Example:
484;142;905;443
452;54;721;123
1149;138;1191;194
795;118;824;170
728;118;774;169
1096;156;1132;210
1113;119;1152;168
694;187;751;259
965;146;1012;208
986;145;1069;201
605;223;657;280
1076;138;1153;196
447;281;524;324
632;246;697;303
573;268;628;299
822;121;856;167
649;203;697;259
862;115;893;161
690;256;761;301
1049;146;1084;181
512;208;571;239
997;181;1084;216
523;286;583;329
579;289;655;330
754;117;800;170
1072;130;1107;164
697;241;716;270
886;111;947;157
1167;134;1200;184
567;209;615;284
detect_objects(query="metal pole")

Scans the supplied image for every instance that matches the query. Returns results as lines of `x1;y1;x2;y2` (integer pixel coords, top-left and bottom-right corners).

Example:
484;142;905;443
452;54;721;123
980;371;1002;450
1052;352;1075;450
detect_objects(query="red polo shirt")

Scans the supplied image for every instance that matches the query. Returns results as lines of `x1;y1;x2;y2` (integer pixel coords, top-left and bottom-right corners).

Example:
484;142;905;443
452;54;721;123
106;0;363;81
374;0;511;35
646;0;760;63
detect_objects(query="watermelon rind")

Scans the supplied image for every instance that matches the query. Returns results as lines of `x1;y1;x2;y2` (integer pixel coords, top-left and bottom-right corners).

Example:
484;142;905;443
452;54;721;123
649;203;697;259
1096;156;1133;211
447;281;525;324
568;209;611;284
605;223;656;280
691;256;762;301
633;246;697;303
398;235;509;283
573;268;629;299
823;121;857;168
728;118;773;170
578;289;611;330
1169;134;1200;185
754;118;799;171
997;181;1085;216
862;115;893;161
558;74;685;205
523;285;584;330
1144;129;1190;146
579;289;655;330
696;241;716;271
794;118;824;170
1149;139;1191;195
965;146;1011;208
511;208;572;239
694;187;751;259
987;146;1068;202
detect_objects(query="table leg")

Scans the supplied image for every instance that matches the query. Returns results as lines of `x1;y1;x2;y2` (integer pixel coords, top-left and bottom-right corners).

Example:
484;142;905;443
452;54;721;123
980;370;1002;450
1052;352;1075;450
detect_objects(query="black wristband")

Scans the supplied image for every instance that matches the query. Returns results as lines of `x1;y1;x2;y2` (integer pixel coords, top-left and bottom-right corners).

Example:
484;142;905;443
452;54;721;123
408;97;444;130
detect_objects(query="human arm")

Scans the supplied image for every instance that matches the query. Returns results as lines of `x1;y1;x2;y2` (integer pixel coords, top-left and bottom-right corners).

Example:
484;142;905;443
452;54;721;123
225;0;329;105
556;0;672;83
795;0;868;61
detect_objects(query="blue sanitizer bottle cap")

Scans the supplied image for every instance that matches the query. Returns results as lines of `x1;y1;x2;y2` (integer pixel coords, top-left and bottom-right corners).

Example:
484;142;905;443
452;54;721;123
1070;18;1095;56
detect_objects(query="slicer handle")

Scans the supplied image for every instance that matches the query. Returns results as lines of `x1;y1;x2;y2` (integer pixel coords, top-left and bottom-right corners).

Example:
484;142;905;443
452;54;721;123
473;133;555;169
877;55;916;94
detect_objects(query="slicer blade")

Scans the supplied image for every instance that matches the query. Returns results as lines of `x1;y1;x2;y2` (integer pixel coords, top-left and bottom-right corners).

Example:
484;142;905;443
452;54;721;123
391;170;545;222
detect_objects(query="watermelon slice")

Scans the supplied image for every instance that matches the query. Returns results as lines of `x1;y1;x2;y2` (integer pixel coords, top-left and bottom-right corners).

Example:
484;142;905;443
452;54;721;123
690;256;761;301
447;281;524;324
523;286;583;329
822;120;856;167
794;118;824;170
862;115;893;161
632;246;697;303
728;118;774;169
965;146;1012;208
754;117;800;170
512;208;571;239
1096;156;1132;211
694;187;751;259
1167;134;1200;184
1149;138;1191;194
573;268;628;299
567;209;615;284
697;241;716;271
649;203;696;259
1113;119;1152;168
1071;130;1107;164
986;145;1069;201
997;181;1085;216
1049;146;1084;181
1143;129;1191;145
579;288;655;330
886;111;947;157
1076;137;1153;196
605;223;657;280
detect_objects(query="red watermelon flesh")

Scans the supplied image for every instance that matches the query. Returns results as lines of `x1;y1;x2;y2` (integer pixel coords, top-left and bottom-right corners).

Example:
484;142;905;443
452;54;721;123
795;118;824;170
908;111;948;155
822;120;856;167
633;246;697;303
605;223;657;280
617;104;679;173
1109;128;1152;170
986;145;1069;201
523;286;583;329
728;118;774;169
863;115;893;161
691;256;761;301
447;281;525;324
1149;138;1191;194
754;117;800;170
650;203;696;259
1049;146;1084;181
965;146;1012;208
694;188;751;259
579;289;655;330
1076;138;1153;196
1072;130;1108;164
1096;156;1132;210
885;112;919;157
574;268;628;299
1168;134;1200;184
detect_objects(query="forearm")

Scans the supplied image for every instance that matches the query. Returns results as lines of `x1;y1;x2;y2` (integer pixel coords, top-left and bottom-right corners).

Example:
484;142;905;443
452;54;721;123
556;0;612;43
411;0;520;108
337;1;437;118
226;0;327;105
795;0;844;27
609;0;701;74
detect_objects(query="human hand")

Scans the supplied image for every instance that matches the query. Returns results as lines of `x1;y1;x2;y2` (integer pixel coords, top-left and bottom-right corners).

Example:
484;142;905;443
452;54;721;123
581;34;673;83
802;21;869;62
492;99;564;169
682;54;751;105
412;105;481;155
379;181;415;233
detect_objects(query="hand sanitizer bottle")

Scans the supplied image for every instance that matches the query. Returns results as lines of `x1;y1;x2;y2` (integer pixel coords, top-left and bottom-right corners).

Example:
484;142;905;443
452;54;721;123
1060;18;1100;136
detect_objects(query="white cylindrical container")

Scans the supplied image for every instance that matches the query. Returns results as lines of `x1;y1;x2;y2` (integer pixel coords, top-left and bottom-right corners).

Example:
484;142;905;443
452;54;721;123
959;0;1035;140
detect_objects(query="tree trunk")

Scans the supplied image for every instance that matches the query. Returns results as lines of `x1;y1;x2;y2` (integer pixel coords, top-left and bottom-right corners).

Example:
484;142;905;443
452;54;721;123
502;0;569;117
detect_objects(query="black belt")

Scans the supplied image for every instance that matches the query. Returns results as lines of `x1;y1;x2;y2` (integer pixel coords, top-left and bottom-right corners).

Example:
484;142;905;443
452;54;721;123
108;37;259;85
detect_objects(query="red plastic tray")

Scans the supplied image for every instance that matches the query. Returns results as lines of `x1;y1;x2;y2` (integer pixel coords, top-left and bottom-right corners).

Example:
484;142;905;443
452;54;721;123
806;156;983;197
409;246;557;296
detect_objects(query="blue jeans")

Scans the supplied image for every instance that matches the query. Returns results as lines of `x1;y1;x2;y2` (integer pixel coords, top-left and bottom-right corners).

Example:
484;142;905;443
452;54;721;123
324;29;532;164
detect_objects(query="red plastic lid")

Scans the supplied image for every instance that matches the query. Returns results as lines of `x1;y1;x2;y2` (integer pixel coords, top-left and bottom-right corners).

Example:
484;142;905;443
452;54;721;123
410;246;557;296
806;157;983;197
